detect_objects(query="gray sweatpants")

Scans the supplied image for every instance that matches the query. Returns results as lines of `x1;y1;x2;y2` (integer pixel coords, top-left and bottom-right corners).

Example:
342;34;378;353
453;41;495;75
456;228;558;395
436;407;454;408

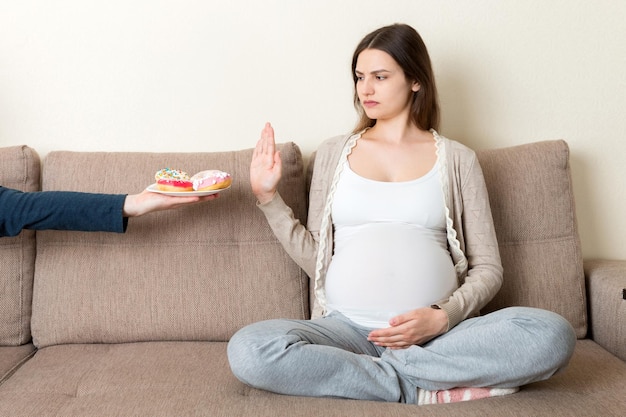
227;306;576;404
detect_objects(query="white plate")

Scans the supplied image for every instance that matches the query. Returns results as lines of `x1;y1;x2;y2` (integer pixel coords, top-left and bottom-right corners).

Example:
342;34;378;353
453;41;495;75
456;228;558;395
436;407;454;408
146;183;230;196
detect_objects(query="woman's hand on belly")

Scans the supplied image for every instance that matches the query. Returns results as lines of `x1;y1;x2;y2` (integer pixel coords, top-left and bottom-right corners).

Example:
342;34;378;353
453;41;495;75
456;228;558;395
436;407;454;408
367;307;448;349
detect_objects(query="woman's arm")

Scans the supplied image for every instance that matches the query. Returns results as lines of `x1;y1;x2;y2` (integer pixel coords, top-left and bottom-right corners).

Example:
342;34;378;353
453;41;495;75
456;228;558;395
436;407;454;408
440;150;503;328
250;123;319;277
257;193;319;278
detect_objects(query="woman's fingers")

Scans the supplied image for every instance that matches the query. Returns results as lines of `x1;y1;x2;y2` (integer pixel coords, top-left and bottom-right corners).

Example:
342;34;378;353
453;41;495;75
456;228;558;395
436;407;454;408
254;122;276;161
264;122;275;151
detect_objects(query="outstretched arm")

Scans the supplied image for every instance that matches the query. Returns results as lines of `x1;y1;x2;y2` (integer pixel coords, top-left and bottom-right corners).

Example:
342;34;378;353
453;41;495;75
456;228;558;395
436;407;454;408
122;189;217;217
0;186;216;237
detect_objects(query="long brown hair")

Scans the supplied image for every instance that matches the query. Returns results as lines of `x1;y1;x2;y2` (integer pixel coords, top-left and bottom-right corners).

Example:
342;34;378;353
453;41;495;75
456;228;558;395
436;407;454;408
352;24;440;133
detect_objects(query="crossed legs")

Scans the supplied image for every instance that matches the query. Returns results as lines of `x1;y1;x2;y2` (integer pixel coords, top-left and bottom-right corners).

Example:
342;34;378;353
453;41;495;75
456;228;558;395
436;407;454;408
227;307;576;404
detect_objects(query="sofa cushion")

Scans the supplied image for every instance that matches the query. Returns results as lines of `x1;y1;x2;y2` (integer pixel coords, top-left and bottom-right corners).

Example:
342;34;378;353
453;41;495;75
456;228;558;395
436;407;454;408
584;259;626;360
30;143;309;348
0;344;36;386
0;145;40;346
0;340;624;416
476;140;587;337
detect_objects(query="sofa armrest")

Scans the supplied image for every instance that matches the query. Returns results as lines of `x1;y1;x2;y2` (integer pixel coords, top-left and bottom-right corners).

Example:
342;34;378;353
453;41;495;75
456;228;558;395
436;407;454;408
584;259;626;361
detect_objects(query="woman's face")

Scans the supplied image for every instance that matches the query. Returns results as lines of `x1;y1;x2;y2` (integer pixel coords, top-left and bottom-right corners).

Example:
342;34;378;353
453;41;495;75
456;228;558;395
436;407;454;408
355;48;419;122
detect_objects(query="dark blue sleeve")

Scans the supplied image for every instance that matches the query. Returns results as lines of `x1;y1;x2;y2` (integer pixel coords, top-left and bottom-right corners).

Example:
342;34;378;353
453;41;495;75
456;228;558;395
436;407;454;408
0;186;128;237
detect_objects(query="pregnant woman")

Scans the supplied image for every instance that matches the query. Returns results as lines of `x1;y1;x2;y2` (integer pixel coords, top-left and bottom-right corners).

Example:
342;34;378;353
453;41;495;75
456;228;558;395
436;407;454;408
228;23;575;405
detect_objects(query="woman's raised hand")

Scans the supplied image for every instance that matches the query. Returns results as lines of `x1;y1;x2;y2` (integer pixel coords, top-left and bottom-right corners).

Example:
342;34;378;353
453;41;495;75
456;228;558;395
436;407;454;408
250;122;282;204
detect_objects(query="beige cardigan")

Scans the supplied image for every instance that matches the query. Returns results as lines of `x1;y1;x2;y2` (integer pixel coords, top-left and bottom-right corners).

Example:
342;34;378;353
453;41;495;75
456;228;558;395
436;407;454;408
258;131;503;331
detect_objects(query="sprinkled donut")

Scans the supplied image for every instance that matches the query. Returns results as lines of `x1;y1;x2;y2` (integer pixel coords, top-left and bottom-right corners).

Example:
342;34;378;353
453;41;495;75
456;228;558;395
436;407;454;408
155;168;193;191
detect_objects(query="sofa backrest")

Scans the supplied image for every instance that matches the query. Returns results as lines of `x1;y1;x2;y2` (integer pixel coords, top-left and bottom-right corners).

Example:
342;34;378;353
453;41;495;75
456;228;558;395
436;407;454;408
3;138;589;347
30;144;309;348
477;140;587;338
0;145;40;346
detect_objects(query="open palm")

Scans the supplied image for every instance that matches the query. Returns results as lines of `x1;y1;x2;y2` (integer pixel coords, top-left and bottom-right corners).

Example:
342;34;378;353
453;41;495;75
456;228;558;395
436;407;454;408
250;122;282;204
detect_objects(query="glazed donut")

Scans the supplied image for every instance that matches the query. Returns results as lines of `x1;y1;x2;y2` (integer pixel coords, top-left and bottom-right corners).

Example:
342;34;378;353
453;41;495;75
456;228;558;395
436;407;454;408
154;168;193;191
191;170;232;191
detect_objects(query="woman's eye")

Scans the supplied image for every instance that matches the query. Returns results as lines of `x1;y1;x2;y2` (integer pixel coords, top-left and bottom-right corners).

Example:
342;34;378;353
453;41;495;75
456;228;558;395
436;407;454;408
376;76;386;81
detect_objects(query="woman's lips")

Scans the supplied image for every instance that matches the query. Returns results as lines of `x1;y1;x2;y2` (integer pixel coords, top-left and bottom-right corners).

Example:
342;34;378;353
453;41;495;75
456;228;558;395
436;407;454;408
362;100;378;108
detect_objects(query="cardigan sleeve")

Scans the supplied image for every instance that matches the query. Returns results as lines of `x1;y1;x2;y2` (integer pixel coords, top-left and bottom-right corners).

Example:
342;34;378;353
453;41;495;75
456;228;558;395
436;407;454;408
0;186;128;237
256;192;319;278
438;145;503;330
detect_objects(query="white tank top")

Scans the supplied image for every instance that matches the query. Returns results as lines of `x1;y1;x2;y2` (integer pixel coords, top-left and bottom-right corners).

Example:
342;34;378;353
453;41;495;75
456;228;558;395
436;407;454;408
325;161;457;329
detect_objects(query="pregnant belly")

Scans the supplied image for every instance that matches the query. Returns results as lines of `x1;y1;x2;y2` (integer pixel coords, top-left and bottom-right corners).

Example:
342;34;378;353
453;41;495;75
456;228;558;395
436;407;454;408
325;223;458;317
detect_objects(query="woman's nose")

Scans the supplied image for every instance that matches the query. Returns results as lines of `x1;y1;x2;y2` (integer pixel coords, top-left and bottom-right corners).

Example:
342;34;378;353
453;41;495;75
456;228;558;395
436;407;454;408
360;78;374;95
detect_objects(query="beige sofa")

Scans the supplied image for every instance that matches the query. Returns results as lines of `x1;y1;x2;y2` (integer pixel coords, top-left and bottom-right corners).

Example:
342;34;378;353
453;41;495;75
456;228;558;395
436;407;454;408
1;139;624;416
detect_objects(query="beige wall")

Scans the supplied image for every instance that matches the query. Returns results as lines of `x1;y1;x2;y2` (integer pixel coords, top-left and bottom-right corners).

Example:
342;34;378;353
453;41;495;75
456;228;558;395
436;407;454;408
1;0;625;261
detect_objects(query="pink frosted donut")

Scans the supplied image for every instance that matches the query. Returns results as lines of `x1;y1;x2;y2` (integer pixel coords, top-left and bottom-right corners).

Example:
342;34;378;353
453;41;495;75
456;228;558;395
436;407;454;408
191;170;232;191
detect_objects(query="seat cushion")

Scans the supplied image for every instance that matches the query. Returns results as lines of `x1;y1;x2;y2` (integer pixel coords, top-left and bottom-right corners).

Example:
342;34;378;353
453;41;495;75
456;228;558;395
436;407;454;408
476;140;587;337
31;143;309;347
0;145;40;346
0;340;623;416
0;344;35;385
